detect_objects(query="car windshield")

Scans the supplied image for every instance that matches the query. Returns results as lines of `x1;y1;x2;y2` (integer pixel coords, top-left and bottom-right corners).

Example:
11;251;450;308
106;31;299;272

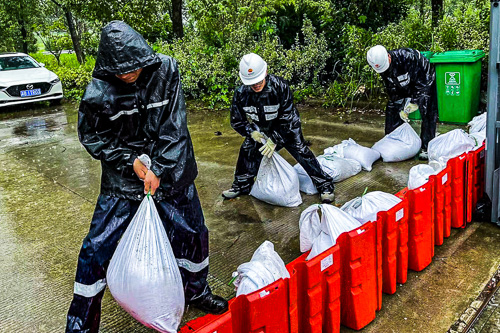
0;56;40;71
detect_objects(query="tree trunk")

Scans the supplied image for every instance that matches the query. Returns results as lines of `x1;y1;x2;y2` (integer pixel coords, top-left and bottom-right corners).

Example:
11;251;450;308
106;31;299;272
171;0;184;38
64;7;85;63
19;19;28;53
431;0;443;27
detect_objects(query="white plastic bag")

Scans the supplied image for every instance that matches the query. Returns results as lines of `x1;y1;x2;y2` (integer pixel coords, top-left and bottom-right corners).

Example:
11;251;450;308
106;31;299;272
372;123;422;162
428;129;476;166
324;138;381;171
107;196;184;333
340;191;402;224
250;152;302;207
407;164;437;190
232;241;290;296
299;204;362;260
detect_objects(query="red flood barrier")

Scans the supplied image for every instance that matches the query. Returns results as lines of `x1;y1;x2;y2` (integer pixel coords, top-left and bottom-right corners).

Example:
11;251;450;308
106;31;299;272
180;301;234;333
430;164;452;245
231;278;290;333
399;179;434;272
466;144;486;222
377;198;408;294
448;153;468;228
395;190;409;284
287;245;341;333
337;221;379;330
471;145;486;209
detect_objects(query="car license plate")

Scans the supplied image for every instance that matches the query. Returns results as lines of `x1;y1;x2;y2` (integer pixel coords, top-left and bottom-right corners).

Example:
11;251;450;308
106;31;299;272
20;88;41;97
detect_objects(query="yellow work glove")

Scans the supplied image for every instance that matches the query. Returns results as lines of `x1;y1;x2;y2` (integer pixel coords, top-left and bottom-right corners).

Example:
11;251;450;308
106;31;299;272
404;103;419;114
259;138;276;158
399;110;409;122
250;131;265;142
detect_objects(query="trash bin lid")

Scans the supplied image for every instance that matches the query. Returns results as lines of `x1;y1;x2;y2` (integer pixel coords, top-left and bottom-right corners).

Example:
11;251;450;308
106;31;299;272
429;50;485;63
420;51;434;59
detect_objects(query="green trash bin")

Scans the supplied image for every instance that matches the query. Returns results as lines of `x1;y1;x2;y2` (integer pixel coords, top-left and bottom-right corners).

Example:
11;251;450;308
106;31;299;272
429;50;485;124
409;51;434;120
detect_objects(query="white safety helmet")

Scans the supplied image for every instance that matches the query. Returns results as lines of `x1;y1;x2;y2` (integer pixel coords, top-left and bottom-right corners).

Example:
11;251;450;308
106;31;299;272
239;53;267;85
367;45;390;73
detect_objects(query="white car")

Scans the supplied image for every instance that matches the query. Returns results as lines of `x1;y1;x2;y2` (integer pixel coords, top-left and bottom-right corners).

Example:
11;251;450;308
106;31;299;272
0;52;63;107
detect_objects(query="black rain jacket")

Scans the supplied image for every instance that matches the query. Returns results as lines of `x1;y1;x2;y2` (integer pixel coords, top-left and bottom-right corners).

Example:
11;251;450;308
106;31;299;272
381;48;436;110
230;74;303;147
78;21;197;200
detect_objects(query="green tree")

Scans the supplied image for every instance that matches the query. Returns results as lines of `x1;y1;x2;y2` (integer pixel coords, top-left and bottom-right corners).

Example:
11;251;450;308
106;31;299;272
35;19;73;65
0;0;40;53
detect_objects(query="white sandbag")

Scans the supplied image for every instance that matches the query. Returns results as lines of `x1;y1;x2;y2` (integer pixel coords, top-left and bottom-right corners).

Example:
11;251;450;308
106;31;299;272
340;191;402;224
468;113;486;134
324;139;381;171
294;155;362;194
233;241;290;296
318;155;362;182
294;163;318;195
470;131;486;148
372;123;422;162
408;164;437;190
299;204;362;260
428;129;476;166
107;196;184;333
250;152;302;207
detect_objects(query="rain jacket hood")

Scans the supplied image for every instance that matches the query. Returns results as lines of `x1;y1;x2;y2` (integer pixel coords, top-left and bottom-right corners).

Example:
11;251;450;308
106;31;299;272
78;21;197;200
93;20;161;78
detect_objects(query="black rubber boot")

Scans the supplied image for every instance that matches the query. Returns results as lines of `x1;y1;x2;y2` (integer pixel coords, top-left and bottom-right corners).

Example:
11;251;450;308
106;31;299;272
190;293;229;315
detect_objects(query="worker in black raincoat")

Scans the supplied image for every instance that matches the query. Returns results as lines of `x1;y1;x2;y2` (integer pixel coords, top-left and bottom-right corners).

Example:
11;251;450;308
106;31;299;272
367;45;438;160
65;21;228;333
222;53;336;203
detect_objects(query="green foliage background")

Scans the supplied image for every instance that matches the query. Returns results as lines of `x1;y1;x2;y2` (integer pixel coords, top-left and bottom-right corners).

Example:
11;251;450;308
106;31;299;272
0;0;491;108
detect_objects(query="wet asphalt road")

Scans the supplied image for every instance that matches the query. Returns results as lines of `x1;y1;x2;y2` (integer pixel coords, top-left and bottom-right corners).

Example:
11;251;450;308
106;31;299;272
0;101;498;333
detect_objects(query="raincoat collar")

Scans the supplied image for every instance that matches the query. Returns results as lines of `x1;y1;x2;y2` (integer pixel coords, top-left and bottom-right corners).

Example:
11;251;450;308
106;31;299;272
93;20;161;80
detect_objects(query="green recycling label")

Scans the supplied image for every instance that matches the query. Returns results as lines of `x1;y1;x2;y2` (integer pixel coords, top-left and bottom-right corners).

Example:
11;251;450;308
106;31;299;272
445;72;460;85
445;72;461;96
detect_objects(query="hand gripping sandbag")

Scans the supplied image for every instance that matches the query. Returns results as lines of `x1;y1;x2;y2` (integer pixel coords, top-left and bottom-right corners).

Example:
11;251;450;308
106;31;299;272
107;196;184;333
325;138;381;171
341;191;402;224
372;123;422;162
250;151;302;207
232;241;290;296
428;129;476;166
299;204;362;260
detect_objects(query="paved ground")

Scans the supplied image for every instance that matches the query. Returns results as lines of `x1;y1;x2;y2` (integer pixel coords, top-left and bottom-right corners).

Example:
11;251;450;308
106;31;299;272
0;101;498;333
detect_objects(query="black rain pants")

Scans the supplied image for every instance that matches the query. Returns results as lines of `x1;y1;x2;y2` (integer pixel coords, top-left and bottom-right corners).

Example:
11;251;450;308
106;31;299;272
385;81;439;150
231;137;335;194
